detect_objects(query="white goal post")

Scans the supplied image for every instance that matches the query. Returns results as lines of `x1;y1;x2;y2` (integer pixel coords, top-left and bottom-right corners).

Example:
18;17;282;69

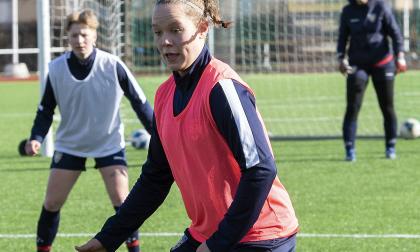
37;0;54;157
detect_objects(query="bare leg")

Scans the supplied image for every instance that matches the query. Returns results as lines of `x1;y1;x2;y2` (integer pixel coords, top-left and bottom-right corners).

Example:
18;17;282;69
37;169;82;251
99;165;129;206
44;169;82;211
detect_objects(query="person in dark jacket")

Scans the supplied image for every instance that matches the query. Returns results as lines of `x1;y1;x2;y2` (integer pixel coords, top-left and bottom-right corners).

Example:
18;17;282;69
337;0;407;161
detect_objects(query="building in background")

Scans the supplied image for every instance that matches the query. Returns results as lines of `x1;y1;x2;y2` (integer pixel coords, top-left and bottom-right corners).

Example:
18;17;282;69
0;0;36;74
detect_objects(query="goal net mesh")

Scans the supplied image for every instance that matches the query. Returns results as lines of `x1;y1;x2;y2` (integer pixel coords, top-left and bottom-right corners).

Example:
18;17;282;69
48;0;420;138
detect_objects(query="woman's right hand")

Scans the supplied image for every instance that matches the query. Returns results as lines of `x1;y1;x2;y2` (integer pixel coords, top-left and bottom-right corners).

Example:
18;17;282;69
338;59;352;75
25;140;41;156
75;239;106;252
396;52;407;73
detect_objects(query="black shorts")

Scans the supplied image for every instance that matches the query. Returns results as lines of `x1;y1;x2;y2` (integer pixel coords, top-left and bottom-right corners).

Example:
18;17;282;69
170;229;297;252
50;149;127;171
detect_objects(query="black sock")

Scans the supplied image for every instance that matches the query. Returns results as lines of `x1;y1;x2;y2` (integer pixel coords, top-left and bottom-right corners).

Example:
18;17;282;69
114;206;140;252
36;206;60;252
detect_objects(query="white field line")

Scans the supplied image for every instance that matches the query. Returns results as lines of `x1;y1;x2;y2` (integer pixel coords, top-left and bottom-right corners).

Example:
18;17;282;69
0;232;183;239
1;232;420;239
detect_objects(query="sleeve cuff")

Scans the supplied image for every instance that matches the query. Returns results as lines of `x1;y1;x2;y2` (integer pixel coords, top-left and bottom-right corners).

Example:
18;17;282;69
206;236;230;252
30;135;44;143
94;233;116;252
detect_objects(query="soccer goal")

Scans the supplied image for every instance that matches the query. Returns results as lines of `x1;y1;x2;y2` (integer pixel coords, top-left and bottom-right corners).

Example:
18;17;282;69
43;0;420;139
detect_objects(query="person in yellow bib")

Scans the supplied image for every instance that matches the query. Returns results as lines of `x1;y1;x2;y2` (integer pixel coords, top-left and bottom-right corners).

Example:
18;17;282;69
76;1;298;251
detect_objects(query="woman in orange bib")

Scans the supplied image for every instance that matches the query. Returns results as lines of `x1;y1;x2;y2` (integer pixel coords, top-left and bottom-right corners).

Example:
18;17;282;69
76;1;298;251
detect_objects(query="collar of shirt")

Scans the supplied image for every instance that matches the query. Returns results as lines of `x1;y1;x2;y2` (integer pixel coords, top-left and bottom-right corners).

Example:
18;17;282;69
69;48;97;66
173;45;212;93
68;48;97;80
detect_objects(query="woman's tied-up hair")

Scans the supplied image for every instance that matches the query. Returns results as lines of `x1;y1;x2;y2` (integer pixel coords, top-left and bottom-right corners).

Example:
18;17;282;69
155;0;232;28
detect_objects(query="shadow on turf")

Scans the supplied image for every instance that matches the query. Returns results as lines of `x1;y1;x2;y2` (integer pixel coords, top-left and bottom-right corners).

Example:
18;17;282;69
277;153;402;163
279;151;419;163
0;163;141;173
279;158;345;163
0;167;47;172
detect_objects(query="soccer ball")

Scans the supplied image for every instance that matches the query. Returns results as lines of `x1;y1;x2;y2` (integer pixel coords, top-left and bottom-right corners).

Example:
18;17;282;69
399;118;420;139
18;138;28;156
131;129;151;149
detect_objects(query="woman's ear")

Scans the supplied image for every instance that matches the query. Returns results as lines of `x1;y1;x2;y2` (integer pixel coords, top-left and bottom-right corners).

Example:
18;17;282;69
197;20;209;39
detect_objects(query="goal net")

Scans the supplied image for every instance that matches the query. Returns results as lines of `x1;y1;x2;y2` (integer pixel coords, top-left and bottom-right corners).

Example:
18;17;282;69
47;0;420;139
50;0;126;57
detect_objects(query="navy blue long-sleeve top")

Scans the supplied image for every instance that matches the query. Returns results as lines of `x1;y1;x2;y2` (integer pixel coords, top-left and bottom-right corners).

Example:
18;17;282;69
337;0;404;66
29;49;154;143
95;45;278;252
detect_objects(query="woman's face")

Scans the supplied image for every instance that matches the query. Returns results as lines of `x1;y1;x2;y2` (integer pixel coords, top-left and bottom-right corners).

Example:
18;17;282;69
68;23;97;60
152;3;208;75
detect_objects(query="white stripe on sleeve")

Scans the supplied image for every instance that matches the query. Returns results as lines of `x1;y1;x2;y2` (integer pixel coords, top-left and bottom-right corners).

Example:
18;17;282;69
117;59;147;103
219;79;259;168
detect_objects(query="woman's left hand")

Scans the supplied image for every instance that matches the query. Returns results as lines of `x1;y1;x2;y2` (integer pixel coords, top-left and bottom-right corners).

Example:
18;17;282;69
196;241;211;252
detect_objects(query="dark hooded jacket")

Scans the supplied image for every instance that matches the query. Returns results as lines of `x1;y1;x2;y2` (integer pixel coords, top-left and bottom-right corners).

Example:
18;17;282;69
337;0;404;66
